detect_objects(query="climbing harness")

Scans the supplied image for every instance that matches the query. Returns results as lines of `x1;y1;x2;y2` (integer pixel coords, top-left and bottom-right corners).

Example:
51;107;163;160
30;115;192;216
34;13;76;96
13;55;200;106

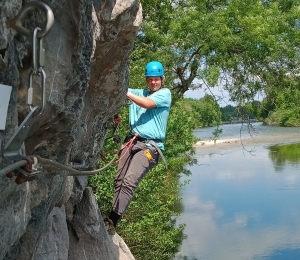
115;132;168;169
147;140;168;169
132;135;167;168
115;133;138;163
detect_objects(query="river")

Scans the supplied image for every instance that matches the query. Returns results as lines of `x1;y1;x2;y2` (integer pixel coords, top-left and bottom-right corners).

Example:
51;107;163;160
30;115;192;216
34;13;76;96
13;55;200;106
174;122;300;260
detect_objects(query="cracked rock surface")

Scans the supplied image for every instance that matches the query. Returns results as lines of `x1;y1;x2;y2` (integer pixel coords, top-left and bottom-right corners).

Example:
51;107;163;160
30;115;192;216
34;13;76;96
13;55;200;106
0;0;141;259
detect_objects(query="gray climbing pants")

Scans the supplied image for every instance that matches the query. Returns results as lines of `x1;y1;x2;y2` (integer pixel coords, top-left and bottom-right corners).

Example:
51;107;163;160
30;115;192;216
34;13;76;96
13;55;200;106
112;140;159;215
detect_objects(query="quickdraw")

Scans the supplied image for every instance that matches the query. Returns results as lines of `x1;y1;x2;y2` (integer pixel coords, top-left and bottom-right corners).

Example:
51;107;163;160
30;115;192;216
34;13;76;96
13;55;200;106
3;2;54;183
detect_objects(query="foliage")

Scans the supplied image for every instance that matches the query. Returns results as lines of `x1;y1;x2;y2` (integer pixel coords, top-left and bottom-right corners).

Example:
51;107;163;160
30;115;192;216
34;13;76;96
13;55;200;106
181;95;222;127
198;95;222;126
255;98;276;121
220;105;239;122
138;0;300;93
134;0;300;125
257;86;300;126
89;99;197;260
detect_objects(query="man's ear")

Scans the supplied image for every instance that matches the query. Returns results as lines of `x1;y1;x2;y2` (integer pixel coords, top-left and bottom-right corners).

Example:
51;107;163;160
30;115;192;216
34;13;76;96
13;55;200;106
161;76;165;83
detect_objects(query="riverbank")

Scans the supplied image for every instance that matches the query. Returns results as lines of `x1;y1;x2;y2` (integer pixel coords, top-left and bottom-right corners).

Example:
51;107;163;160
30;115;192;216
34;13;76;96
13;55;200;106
194;122;300;144
195;138;240;146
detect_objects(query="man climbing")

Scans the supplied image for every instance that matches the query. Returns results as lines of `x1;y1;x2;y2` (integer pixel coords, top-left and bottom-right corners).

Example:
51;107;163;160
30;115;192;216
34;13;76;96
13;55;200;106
105;61;172;235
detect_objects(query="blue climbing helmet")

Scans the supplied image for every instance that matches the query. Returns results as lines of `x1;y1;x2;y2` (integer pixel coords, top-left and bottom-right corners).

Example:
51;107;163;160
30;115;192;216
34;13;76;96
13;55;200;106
145;61;164;77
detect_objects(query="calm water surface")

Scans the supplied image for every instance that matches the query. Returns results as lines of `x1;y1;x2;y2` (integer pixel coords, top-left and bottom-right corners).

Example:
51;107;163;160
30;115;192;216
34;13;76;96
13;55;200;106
175;123;300;260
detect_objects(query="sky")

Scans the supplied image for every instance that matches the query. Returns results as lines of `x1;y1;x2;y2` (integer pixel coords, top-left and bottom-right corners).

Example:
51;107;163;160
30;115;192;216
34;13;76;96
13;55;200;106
183;87;234;107
184;87;264;107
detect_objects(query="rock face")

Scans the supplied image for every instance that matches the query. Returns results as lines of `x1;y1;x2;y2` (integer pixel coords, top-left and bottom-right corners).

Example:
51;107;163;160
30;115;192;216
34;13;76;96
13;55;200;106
0;0;142;259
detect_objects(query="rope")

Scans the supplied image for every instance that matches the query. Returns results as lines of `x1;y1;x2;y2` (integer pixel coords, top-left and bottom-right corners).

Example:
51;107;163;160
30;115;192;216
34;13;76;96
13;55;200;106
0;138;122;178
0;160;28;176
115;135;137;163
35;137;123;176
1;116;123;179
35;153;117;176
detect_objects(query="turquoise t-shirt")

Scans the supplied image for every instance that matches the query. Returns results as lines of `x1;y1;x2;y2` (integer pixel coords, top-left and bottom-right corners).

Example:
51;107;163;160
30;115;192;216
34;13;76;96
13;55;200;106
128;88;172;151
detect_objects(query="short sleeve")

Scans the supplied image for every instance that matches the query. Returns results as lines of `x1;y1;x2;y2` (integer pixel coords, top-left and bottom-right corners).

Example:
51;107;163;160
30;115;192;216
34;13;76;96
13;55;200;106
149;88;172;108
128;88;142;95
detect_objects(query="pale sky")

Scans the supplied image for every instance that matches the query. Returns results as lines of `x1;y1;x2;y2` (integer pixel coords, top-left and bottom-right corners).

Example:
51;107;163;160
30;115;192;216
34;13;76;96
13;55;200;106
184;87;234;107
184;87;264;107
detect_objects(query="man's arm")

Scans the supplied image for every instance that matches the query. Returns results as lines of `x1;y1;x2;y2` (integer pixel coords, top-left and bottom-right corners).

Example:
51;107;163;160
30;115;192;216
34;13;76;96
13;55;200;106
127;92;156;108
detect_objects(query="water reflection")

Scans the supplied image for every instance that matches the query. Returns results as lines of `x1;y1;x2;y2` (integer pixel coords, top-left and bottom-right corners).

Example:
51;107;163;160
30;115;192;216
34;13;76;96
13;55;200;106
269;143;300;172
175;125;300;260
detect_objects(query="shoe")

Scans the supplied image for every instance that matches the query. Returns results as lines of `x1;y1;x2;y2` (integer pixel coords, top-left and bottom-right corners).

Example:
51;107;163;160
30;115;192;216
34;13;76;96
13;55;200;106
104;217;116;235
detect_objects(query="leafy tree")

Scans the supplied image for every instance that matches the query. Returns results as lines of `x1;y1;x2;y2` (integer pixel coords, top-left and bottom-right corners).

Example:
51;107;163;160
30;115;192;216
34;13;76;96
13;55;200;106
256;85;300;126
198;94;222;126
134;0;300;124
220;105;238;122
182;95;222;127
256;98;276;121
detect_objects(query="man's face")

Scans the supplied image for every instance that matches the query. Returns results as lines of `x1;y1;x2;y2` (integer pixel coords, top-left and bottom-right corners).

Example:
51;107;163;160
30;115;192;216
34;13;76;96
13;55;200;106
146;77;163;93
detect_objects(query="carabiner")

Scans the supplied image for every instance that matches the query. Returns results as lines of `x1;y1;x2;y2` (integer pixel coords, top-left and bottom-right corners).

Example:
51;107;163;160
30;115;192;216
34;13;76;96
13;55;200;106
32;27;42;72
28;68;46;115
26;27;46;115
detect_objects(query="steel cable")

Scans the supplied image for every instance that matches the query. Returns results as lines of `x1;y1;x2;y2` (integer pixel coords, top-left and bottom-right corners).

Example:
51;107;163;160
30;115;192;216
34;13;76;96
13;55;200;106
0;138;122;178
0;160;28;176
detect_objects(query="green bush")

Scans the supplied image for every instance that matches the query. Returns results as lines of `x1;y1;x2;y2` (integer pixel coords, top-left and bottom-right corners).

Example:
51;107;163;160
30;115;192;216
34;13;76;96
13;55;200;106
89;99;197;260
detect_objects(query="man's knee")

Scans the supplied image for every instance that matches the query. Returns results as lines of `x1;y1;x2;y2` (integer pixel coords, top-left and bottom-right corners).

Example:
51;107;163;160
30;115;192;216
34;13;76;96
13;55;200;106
123;174;139;190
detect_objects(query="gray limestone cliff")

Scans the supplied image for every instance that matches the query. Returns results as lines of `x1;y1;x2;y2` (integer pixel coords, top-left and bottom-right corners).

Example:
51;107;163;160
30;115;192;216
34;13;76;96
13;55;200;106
0;0;142;259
